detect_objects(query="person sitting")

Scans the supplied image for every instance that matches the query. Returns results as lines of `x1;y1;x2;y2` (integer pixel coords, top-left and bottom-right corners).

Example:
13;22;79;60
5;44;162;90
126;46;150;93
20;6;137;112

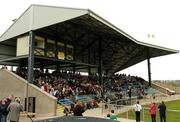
73;101;85;116
63;106;69;116
109;110;117;120
69;104;75;114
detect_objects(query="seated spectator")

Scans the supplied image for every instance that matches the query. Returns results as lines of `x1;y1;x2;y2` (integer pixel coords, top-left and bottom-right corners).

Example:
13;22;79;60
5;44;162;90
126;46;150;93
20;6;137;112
73;101;85;116
69;104;75;114
63;106;69;116
1;65;7;69
109;110;117;120
91;99;99;108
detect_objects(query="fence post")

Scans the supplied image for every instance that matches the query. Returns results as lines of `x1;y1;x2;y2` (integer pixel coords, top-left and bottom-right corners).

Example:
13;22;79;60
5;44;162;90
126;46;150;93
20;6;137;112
126;110;128;119
142;107;144;121
101;103;103;115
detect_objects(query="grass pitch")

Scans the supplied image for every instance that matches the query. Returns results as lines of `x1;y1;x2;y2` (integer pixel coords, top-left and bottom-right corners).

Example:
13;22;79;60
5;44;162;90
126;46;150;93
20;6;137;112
118;99;180;122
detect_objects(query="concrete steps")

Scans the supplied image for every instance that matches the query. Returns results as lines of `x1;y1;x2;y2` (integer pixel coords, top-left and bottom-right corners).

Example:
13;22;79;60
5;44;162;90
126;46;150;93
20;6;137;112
57;104;64;114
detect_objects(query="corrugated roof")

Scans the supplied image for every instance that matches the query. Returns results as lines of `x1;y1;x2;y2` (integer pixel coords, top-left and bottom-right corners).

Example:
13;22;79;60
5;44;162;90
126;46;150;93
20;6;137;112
0;4;178;73
0;5;178;52
0;4;88;42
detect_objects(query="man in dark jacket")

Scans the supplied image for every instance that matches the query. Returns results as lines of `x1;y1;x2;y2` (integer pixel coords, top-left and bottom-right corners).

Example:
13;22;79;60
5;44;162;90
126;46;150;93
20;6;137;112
158;101;166;122
0;100;5;122
0;99;7;122
3;98;12;122
73;101;85;116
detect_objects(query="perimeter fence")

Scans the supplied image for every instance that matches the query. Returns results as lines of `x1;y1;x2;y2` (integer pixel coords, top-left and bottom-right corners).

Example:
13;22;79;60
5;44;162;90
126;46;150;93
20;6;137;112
101;95;180;122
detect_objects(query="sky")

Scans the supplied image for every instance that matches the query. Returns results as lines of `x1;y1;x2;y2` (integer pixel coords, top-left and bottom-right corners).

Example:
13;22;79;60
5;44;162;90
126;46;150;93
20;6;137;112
0;0;180;80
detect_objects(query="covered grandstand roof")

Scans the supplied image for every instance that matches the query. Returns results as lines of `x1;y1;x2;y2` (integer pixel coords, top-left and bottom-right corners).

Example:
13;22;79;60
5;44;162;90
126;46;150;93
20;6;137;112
0;4;178;74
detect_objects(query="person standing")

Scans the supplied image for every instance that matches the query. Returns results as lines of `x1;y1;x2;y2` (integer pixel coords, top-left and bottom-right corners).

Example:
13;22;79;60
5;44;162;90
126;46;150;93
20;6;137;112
149;102;157;122
134;101;142;122
158;101;166;122
0;100;5;122
3;98;12;122
7;97;23;122
128;87;132;99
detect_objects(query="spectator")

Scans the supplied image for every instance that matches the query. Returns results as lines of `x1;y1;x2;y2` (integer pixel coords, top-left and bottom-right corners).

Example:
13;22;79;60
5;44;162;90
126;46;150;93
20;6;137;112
1;65;7;69
69;104;75;114
149;102;157;122
128;87;132;99
0;100;6;122
151;93;156;103
109;110;117;120
7;97;23;122
73;101;85;116
63;106;69;116
134;101;142;122
3;98;12;122
158;101;166;122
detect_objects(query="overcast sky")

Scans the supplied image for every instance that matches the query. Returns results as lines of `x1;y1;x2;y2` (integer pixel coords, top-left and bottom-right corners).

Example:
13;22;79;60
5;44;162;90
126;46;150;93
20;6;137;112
0;0;179;80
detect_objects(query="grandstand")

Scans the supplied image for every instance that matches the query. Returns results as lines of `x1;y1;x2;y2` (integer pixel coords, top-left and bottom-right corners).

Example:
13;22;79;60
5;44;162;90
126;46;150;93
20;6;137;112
0;4;179;122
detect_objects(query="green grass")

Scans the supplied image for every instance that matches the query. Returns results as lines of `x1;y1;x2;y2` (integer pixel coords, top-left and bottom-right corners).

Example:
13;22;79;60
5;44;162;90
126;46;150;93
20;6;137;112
118;100;180;122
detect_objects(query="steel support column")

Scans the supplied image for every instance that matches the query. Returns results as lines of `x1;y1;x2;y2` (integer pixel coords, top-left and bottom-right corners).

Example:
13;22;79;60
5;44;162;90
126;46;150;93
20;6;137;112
88;34;91;75
73;64;76;74
98;38;103;85
147;51;151;86
26;31;35;112
28;31;35;83
56;64;60;71
40;64;44;73
73;29;76;74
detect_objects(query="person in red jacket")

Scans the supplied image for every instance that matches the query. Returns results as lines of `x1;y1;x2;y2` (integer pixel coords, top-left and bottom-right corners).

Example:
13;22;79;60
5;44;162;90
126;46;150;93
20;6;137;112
149;102;157;122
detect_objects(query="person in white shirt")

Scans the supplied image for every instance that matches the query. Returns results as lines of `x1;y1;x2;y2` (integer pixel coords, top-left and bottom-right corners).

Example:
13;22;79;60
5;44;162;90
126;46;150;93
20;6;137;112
134;101;142;122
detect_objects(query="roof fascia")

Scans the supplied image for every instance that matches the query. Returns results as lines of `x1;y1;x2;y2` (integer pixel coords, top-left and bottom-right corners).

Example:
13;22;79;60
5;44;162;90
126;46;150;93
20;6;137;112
88;10;178;53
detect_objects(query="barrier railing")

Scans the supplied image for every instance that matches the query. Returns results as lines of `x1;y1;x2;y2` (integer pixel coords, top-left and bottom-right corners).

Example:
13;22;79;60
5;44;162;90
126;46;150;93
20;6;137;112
110;97;137;105
58;98;74;105
101;95;180;122
101;103;180;122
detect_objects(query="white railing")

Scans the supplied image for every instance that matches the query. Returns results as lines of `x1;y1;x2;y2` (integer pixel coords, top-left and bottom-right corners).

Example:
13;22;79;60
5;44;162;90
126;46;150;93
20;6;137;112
101;103;180;122
101;95;180;122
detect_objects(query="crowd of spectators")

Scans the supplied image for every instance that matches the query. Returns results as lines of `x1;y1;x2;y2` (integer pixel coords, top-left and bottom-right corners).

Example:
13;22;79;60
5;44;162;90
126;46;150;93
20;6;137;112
16;68;102;100
15;67;147;101
103;73;147;100
1;67;148;118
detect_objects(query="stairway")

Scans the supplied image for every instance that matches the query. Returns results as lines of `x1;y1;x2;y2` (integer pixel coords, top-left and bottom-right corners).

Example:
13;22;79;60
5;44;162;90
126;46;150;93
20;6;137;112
57;104;65;114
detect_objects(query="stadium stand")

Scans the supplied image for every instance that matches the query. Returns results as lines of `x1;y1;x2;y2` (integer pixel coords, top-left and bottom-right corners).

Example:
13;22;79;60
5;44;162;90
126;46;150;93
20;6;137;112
14;68;152;103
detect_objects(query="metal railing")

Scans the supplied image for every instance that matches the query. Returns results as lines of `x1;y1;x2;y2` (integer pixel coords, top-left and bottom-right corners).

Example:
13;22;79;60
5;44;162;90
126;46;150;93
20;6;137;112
109;97;137;105
101;103;180;122
101;95;180;122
